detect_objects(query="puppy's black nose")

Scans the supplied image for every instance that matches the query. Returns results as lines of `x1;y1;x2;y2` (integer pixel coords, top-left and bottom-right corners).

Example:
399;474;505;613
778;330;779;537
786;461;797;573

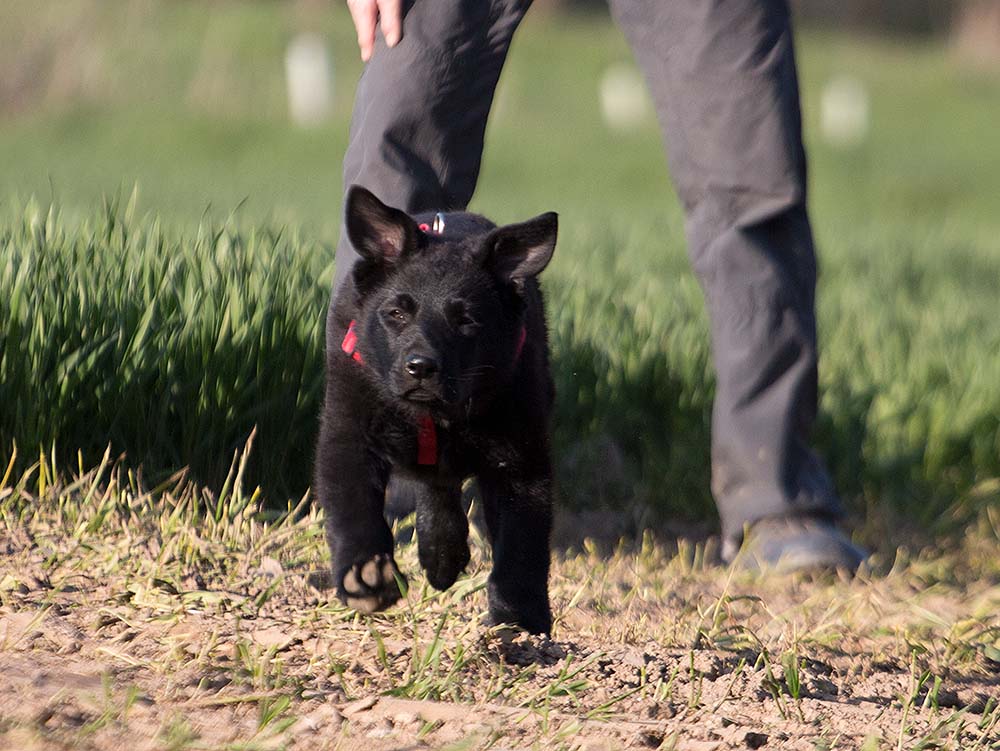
404;355;438;380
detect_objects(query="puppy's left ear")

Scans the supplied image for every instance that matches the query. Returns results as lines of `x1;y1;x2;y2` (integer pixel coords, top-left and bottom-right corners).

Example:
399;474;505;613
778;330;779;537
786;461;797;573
484;212;558;284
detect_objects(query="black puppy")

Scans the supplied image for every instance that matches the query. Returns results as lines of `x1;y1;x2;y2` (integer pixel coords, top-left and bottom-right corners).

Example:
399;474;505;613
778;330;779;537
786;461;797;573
314;186;558;634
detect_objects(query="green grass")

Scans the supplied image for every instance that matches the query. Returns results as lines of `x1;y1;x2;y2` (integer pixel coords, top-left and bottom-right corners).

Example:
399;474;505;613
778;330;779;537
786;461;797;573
1;196;328;496
1;1;999;532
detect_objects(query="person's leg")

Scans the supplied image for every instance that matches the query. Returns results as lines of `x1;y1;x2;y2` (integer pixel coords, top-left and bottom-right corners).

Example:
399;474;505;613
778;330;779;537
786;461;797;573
331;0;533;298
608;0;864;567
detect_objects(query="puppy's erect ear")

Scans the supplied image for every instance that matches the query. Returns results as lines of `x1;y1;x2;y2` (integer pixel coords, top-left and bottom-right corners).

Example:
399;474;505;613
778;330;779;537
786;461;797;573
483;212;558;284
345;185;418;265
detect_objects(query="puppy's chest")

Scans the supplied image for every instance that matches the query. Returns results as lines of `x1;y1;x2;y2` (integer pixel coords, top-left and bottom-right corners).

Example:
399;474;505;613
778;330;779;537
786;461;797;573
361;408;497;478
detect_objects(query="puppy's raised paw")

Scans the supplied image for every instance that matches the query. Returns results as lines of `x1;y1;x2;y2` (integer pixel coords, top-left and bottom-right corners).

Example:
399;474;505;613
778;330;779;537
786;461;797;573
419;537;470;592
339;554;405;613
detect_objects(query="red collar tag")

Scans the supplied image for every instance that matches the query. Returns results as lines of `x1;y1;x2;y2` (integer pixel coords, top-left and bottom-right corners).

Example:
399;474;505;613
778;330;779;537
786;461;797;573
417;414;438;465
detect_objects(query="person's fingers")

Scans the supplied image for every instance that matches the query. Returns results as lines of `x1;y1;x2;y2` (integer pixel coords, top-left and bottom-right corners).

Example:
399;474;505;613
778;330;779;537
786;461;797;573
377;0;403;47
347;0;377;62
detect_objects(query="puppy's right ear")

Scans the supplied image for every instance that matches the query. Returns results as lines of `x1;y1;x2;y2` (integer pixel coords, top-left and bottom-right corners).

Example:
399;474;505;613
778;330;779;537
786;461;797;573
345;186;418;265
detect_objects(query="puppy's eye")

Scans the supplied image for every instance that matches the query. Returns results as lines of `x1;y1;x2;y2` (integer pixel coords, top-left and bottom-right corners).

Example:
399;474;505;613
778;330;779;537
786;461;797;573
457;322;480;338
382;305;410;328
457;314;479;332
446;301;479;337
382;294;416;327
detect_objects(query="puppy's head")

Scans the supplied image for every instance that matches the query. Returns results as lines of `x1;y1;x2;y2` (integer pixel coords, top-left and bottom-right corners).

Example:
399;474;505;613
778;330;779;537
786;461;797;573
344;185;557;416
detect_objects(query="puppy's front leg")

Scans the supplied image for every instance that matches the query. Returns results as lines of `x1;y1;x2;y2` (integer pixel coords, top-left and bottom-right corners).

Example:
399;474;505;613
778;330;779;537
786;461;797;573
315;380;404;613
478;469;553;634
405;476;470;591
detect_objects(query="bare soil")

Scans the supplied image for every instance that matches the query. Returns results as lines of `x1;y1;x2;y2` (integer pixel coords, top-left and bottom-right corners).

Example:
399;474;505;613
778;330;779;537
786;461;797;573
2;487;999;751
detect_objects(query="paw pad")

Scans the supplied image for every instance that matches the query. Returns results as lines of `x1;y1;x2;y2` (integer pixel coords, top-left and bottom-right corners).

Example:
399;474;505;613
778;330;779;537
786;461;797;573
340;554;405;614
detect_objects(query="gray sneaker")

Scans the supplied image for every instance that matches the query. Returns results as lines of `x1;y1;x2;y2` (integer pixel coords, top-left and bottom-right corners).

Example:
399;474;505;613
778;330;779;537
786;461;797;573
722;515;869;574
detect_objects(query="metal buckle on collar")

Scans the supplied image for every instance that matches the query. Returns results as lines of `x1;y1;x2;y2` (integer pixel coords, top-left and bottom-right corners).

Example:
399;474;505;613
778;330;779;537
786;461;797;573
418;213;446;235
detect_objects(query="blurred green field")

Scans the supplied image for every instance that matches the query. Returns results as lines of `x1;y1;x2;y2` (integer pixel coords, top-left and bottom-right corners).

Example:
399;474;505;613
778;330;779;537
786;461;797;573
2;1;999;542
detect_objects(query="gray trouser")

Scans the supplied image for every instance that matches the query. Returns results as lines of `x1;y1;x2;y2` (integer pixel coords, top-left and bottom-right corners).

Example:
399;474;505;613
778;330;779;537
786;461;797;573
331;0;843;546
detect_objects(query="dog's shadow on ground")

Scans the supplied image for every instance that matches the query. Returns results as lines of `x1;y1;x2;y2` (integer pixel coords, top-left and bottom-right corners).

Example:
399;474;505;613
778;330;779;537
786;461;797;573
384;475;718;559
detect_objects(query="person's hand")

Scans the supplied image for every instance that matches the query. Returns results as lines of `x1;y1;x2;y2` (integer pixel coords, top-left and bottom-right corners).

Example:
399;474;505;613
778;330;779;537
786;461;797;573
347;0;403;62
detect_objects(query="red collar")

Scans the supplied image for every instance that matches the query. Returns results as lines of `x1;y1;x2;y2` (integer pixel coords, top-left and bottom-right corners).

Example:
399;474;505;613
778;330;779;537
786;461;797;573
341;320;527;465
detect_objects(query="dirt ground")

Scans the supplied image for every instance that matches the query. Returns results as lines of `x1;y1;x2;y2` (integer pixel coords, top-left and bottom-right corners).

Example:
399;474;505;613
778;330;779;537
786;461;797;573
2;473;999;751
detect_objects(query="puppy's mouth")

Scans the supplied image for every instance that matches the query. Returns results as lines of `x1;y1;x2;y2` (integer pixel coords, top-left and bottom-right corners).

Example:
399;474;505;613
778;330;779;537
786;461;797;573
402;386;439;404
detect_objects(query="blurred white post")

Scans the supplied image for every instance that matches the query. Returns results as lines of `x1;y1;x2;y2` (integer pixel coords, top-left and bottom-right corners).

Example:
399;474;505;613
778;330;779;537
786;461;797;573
599;62;652;132
819;75;871;150
285;32;333;127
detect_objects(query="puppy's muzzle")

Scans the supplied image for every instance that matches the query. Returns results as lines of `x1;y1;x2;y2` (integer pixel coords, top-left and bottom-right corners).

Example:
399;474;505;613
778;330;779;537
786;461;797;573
400;354;443;403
